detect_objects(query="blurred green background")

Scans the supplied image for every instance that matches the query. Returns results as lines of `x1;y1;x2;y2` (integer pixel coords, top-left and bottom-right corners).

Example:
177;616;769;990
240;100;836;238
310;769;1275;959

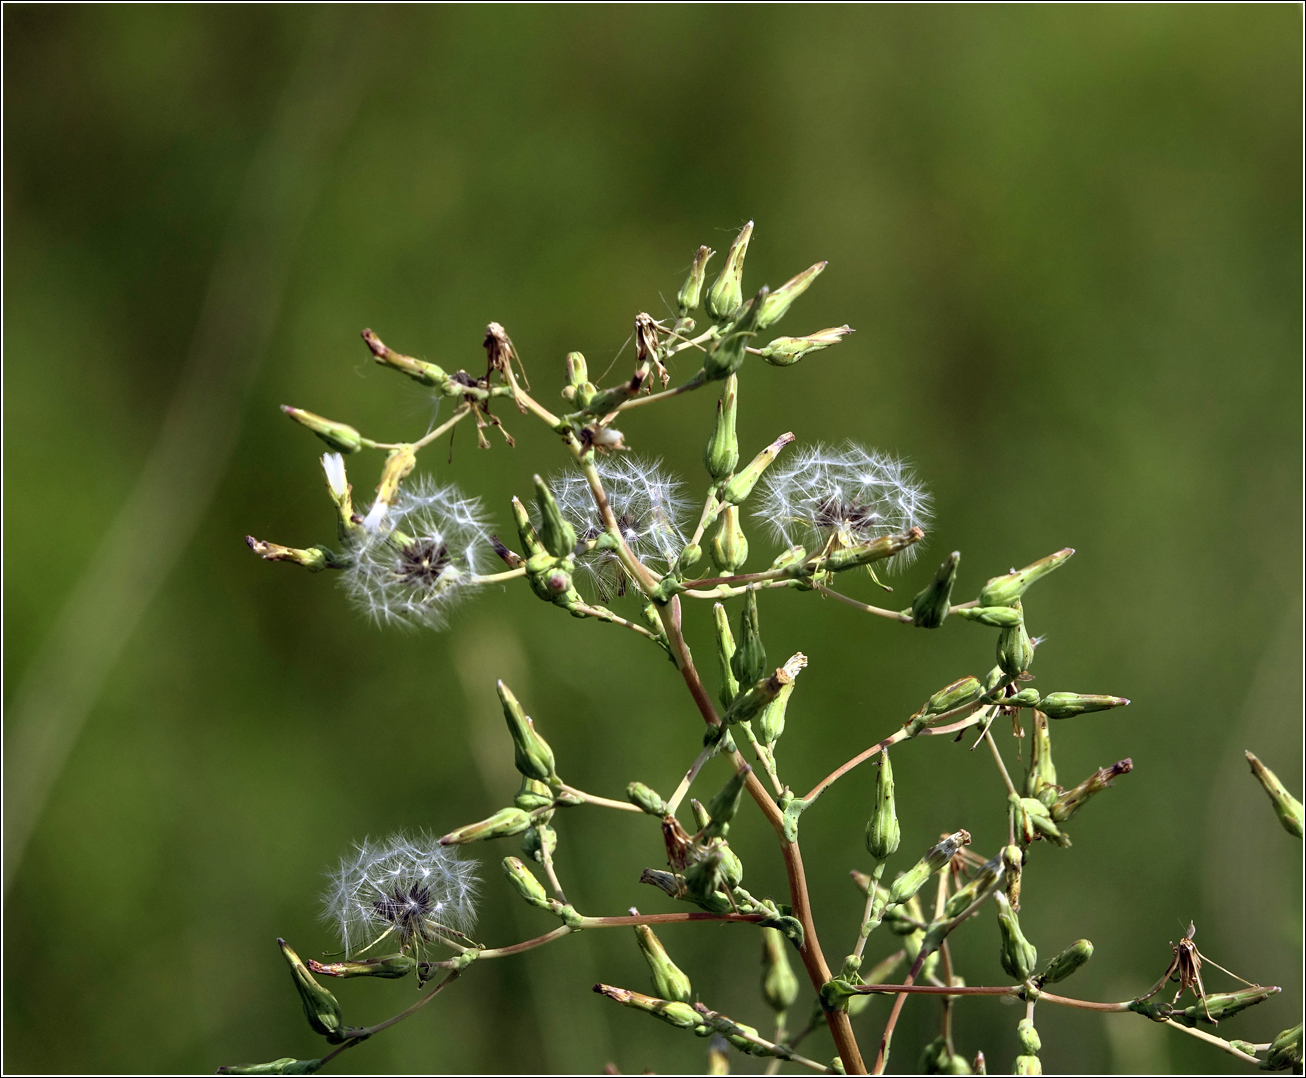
4;6;1301;1074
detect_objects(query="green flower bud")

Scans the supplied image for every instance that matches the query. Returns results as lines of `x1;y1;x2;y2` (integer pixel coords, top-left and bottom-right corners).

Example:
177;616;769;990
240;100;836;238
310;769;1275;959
704;221;753;321
689;797;712;831
514;776;555;811
757;325;853;366
218;1059;324;1075
1177;986;1279;1026
953;606;1024;628
278;939;347;1042
498;680;557;783
978;548;1074;607
1039;693;1131;720
683;850;732;913
943;854;1003;918
1265;1023;1303;1070
1050;760;1133;823
1013;1055;1042;1075
706;285;768;379
533;475;577;559
705;766;751;839
512;496;547;557
756;680;793;746
995;893;1038;982
769;545;808;571
1016;1018;1041;1054
634;923;694;1003
756;261;826;330
1246;752;1304;838
245;538;341;573
822;529;923;573
281;405;363;454
1038;939;1093;985
502;856;552;910
1002;844;1024;909
593;983;706;1031
888;831;970;906
921;676;985;718
711;504;749;572
1007;688;1040;708
717;841;744;888
920;1036;950;1074
1023;711;1058;803
721;431;796;506
760;926;799;1012
996;605;1034;676
361;327;447;387
307;953;415;980
911;552;959;628
723;654;807;726
1012;794;1070;848
713;602;741;709
439;807;532;845
626;782;666;816
731;589;767;686
520;822;558;864
703;375;740;481
865;749;901;861
564;350;588;387
983;664;1006;694
678;245;715;313
678;545;703;573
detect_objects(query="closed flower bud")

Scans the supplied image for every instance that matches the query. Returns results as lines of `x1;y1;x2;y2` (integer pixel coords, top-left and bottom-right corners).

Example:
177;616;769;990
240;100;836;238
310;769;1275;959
1039;693;1130;720
679;245;715;313
502;856;551;910
626;782;666;816
520;822;558;865
703;375;740;481
705;285;768;380
995;893;1038;982
1024;711;1058;803
888;831;971;906
953;606;1024;628
760;926;799;1012
1050;760;1133;823
865;749;901;861
689;797;711;832
593;984;706;1031
1178;986;1279;1026
245;537;340;573
996;606;1034;677
705;766;751;839
731;588;767;686
498;680;557;783
514;776;555;812
683;850;732;913
756;261;826;330
1013;1055;1042;1075
361;328;447;387
978;548;1074;607
713;602;741;708
723;654;807;726
922;676;985;718
278;939;346;1041
1038;939;1093;985
281;405;363;454
1012;795;1070;848
756;680;793;746
1245;752;1304;838
439;807;532;845
711;504;749;572
533;476;577;559
512;496;547;558
1016;1018;1041;1054
822;530;924;573
1265;1023;1303;1070
943;854;1003;918
634;923;694;1003
758;326;853;366
1007;688;1040;708
704;221;753;321
911;552;959;628
722;431;796;505
307;953;416;980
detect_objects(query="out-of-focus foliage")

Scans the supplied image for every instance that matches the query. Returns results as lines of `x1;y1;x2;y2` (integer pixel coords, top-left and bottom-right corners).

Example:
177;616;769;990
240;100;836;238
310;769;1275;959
3;6;1299;1074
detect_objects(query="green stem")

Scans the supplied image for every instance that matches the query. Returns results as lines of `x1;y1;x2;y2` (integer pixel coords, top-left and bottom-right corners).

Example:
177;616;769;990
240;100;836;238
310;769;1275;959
814;584;912;623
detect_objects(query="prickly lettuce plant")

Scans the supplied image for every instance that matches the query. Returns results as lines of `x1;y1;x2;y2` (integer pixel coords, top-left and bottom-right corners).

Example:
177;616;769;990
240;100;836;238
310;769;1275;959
229;223;1300;1075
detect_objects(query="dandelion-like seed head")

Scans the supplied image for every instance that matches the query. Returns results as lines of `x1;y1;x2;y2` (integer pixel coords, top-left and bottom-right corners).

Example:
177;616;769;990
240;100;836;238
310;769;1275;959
341;475;492;629
323;832;479;958
755;441;931;569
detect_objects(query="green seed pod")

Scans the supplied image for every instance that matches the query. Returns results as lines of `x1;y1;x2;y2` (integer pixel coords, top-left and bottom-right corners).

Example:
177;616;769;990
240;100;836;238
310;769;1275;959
1039;693;1131;720
943;854;1002;918
520;822;558;864
721;432;795;505
678;245;715;313
1013;1055;1042;1075
1177;986;1279;1026
865;749;901;861
978;548;1074;607
278;939;345;1041
704;375;740;481
887;830;971;906
217;1059;324;1076
711;504;749;572
994;893;1038;981
758;325;853;366
760;926;799;1012
498;680;557;783
705;766;751;839
731;589;767;686
514;776;555;812
1007;688;1040;708
512;496;547;557
533;475;577;559
1246;752;1305;838
1038;939;1093;985
626;782;666;816
280;406;363;454
634;923;694;1003
704;221;753;321
953;606;1024;628
822;530;923;573
996;605;1034;676
1265;1023;1303;1070
756;261;826;330
756;681;793;746
911;552;959;628
717;841;744;888
922;676;984;718
713;602;741;708
502;856;551;910
705;285;768;379
1023;711;1058;803
439;807;532;845
1050;760;1133;823
1016;1018;1041;1054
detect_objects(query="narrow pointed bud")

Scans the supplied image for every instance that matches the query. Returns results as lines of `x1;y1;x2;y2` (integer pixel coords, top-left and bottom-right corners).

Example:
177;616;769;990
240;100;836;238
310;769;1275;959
501;856;552;910
633;923;693;1003
756;680;793;745
756;261;826;330
1016;1019;1041;1055
281;406;363;454
705;766;751;839
822;529;923;573
922;676;984;718
1024;711;1058;803
943;854;1004;918
498;680;557;783
723;654;807;726
514;776;555;811
562;352;597;406
865;750;901;861
705;284;769;379
511;496;547;557
626;782;666;816
731;588;767;686
996;602;1034;676
1178;986;1279;1026
760;926;799;1012
887;831;971;906
690;798;712;831
278;939;346;1042
245;537;339;572
1050;759;1133;822
361;328;446;387
911;552;959;628
704;374;740;481
1038;939;1093;985
713;602;741;708
994;893;1038;981
711;504;749;572
371;446;417;518
704;221;753;321
721;431;795;504
952;606;1024;627
679;245;715;313
1039;693;1130;720
979;548;1074;607
308;954;416;979
533;475;577;559
593;983;706;1031
439;807;532;845
1245;752;1304;838
758;325;853;366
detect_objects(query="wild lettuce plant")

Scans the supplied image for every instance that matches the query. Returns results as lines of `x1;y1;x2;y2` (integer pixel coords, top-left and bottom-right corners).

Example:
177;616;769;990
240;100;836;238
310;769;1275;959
228;223;1300;1075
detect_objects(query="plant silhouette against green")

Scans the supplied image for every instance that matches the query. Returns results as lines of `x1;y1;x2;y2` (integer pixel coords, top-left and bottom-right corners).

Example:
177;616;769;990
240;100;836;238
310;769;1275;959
231;223;1300;1075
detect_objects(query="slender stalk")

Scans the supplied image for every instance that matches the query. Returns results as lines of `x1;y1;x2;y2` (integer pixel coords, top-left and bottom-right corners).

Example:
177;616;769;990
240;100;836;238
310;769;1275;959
851;862;886;960
664;742;718;816
557;785;645;813
983;728;1018;799
410;402;473;451
1164;1021;1263;1064
854;983;1132;1013
814;584;912;623
613;369;707;412
358;968;462;1037
872;948;928;1073
472;567;528;585
572;601;660;641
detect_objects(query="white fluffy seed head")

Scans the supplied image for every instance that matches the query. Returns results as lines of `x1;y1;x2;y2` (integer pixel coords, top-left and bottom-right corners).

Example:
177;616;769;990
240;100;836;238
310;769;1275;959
754;441;932;570
341;476;492;629
322;832;479;958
